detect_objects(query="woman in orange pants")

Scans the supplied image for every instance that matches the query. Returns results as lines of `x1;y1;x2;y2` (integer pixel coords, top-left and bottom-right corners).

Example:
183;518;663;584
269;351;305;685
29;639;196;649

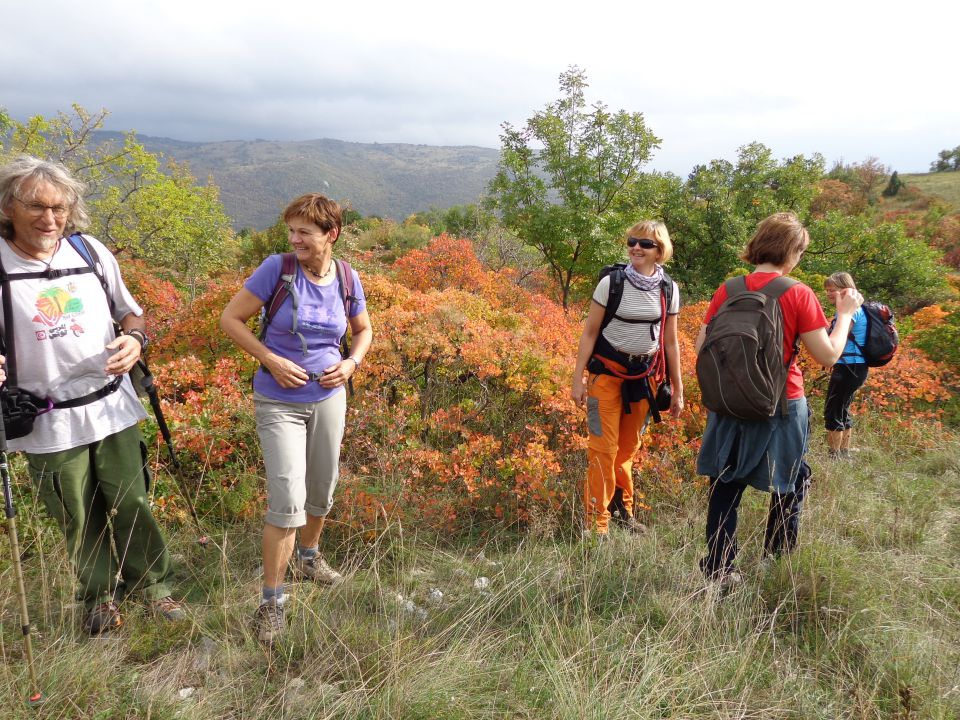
572;221;684;535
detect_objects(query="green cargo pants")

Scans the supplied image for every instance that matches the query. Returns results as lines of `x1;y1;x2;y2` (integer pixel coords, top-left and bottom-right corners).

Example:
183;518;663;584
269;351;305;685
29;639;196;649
26;424;174;609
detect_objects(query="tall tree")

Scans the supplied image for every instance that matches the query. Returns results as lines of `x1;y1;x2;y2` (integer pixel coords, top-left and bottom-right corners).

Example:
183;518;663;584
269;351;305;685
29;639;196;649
486;67;661;308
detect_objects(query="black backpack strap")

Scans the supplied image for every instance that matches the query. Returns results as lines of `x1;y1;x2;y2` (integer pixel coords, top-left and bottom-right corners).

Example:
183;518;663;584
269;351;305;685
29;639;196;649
0;252;19;387
599;266;625;333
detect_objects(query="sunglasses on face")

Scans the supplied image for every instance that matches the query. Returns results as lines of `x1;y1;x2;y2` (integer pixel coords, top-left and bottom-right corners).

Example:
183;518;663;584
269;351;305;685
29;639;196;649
627;237;658;249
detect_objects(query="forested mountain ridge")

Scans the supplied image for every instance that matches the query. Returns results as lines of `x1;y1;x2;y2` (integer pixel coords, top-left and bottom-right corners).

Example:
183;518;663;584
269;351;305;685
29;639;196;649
92;131;500;229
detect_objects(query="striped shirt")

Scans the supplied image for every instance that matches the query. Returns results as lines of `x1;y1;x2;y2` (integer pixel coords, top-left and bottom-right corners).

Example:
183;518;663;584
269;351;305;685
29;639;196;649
593;275;680;356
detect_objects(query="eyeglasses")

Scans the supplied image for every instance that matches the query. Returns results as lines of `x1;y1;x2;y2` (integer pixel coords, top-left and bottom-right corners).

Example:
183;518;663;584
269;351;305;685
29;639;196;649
14;197;71;219
627;237;658;249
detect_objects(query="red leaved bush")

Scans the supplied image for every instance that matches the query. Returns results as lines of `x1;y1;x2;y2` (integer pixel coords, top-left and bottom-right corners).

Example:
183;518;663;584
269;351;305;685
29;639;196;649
132;236;959;536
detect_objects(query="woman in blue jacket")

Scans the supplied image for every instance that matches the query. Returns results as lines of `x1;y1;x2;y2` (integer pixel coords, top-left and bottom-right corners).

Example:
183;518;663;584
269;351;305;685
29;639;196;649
823;272;868;459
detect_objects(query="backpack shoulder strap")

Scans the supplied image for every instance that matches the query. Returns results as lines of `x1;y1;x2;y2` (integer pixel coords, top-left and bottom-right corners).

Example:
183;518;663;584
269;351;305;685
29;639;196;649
259;252;308;356
334;258;357;320
260;253;297;336
724;274;749;299
600;266;625;332
660;271;675;314
65;233;115;314
0;251;15;383
758;275;798;300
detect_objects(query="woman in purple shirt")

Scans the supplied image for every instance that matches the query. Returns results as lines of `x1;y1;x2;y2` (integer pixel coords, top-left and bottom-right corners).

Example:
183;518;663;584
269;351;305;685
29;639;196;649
221;193;372;644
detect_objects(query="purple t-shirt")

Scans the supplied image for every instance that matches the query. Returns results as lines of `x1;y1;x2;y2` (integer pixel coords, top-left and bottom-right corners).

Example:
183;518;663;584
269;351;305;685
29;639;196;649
245;254;366;403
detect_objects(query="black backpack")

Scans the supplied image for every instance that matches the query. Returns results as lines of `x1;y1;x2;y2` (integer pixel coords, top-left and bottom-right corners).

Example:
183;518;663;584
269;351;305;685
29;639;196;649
696;275;798;420
850;301;899;367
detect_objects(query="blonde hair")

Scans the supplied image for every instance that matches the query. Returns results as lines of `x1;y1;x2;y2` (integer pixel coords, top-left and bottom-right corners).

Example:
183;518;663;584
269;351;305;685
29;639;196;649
625;220;673;263
825;271;856;290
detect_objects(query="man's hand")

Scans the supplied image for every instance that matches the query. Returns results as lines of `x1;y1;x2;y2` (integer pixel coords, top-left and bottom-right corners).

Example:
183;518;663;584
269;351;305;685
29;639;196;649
104;335;142;376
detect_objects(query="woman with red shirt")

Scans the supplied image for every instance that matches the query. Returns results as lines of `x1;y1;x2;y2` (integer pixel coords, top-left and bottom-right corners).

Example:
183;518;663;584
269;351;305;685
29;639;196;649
694;213;862;591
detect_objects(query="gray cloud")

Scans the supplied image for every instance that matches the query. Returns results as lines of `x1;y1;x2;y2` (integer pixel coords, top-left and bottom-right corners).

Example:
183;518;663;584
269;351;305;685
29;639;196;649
3;0;957;176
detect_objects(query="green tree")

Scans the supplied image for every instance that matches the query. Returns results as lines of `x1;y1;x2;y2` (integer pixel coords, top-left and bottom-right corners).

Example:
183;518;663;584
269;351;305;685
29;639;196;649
486;67;661;308
929;146;960;172
805;212;949;309
882;170;903;198
629;144;823;300
1;105;235;295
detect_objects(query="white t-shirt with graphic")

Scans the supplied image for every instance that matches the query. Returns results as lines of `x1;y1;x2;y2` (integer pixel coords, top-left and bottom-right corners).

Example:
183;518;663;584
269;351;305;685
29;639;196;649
0;235;147;454
592;274;681;356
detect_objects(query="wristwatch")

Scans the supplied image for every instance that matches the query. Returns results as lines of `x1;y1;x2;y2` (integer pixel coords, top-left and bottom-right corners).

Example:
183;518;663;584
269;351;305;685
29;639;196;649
128;329;149;352
348;355;362;368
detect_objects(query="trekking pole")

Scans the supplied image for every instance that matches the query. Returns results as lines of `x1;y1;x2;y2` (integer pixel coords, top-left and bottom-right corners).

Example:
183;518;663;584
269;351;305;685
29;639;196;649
0;406;43;706
134;360;210;547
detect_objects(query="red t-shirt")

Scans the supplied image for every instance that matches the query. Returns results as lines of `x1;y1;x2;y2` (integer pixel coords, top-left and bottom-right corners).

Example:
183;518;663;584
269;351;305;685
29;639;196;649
703;272;828;399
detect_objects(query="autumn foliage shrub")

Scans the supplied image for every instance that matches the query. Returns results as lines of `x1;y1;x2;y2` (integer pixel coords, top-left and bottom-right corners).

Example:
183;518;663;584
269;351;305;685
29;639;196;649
129;232;960;539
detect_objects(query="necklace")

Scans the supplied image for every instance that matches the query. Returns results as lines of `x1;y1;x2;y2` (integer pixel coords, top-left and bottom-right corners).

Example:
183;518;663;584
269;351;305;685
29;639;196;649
10;238;60;268
302;260;334;280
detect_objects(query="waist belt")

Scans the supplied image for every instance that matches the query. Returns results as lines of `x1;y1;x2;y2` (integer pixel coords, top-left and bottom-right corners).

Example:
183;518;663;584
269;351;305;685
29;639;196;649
51;375;124;409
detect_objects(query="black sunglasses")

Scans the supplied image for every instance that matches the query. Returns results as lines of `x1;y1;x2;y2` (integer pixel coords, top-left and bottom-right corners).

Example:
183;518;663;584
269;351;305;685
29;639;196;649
627;237;658;249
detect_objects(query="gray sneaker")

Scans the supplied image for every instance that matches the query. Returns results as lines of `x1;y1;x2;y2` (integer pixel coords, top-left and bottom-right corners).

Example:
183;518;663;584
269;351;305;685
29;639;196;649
295;554;343;585
253;598;286;644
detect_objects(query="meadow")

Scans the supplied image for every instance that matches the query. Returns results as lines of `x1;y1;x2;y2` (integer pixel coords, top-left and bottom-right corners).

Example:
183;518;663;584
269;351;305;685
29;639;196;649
1;415;958;719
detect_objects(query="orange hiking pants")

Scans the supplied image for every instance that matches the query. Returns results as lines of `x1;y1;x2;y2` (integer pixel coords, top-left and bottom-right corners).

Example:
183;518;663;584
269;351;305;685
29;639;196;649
585;372;652;533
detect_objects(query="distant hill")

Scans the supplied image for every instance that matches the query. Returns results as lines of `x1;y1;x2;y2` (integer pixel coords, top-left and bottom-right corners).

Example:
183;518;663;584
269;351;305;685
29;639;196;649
92;131;501;229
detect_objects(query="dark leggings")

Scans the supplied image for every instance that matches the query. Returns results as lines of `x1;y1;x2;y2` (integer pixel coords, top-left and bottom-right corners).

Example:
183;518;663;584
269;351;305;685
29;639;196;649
701;461;812;579
824;363;869;431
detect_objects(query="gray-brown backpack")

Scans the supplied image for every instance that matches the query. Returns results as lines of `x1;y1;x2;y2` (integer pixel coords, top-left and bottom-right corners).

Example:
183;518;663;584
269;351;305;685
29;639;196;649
695;275;798;420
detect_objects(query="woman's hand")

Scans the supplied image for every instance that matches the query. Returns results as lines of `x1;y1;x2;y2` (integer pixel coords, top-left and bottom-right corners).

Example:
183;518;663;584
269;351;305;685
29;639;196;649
835;287;863;316
262;353;309;388
572;377;588;406
0;353;6;384
669;388;684;418
319;357;357;389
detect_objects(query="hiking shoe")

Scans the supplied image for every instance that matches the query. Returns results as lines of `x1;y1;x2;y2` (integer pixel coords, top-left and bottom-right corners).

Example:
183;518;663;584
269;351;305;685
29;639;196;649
613;516;648;535
149;596;187;621
85;601;123;636
253;598;286;644
295;554;343;585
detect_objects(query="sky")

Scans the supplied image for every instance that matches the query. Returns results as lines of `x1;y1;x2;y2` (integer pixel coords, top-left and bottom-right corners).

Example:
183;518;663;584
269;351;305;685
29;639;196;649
3;0;957;176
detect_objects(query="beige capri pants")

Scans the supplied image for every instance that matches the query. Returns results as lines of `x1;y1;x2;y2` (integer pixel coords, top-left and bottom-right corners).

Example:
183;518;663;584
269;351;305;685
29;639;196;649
254;390;347;528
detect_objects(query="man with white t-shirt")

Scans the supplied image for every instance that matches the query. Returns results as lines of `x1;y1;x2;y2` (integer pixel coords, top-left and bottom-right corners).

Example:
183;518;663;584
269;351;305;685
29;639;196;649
0;156;185;635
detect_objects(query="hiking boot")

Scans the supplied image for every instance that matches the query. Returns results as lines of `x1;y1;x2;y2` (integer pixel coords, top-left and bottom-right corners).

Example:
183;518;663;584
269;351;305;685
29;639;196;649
613;516;648;535
85;601;123;636
295;554;343;585
253;598;286;644
149;596;187;621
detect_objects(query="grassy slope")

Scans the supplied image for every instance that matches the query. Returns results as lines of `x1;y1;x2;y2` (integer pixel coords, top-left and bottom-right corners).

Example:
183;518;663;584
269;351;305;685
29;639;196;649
2;416;959;719
899;171;960;212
